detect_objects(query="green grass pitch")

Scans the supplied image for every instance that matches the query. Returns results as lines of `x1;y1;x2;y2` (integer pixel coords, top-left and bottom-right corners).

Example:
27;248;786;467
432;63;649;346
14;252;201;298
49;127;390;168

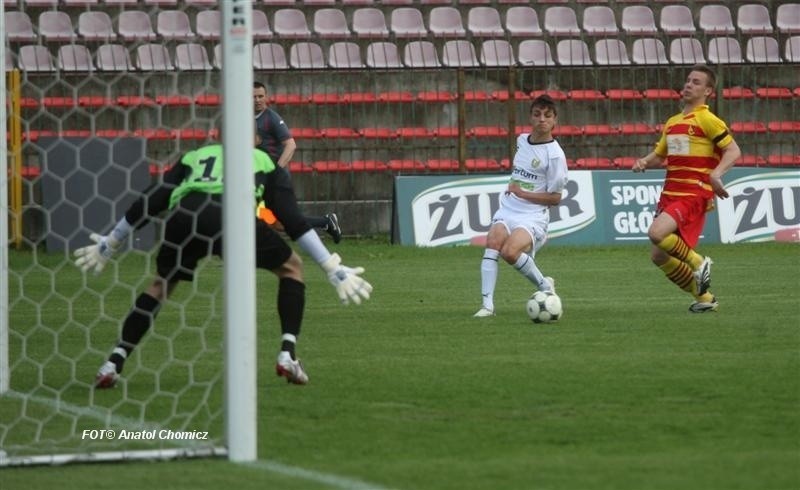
2;240;799;490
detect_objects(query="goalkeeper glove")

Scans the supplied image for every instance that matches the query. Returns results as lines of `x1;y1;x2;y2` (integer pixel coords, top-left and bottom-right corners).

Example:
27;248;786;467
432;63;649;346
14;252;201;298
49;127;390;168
74;233;122;274
320;253;373;305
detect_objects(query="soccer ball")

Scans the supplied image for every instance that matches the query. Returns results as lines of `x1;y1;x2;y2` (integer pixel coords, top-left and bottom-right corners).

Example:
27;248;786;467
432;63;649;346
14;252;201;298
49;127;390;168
526;291;563;323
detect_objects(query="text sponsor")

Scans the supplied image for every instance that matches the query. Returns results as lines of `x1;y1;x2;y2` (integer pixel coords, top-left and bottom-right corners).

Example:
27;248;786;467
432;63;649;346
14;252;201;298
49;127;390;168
410;172;596;246
608;180;663;240
717;171;800;243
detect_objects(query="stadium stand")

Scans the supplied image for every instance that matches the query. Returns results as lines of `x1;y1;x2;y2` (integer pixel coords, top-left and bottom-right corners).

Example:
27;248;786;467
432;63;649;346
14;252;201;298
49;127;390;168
390;7;427;38
429;6;467;38
95;44;134;71
313;9;351;38
737;4;774;34
621;5;659;35
659;5;696;35
543;6;581;36
57;44;95;72
365;42;402;68
707;37;744;64
156;10;194;40
352;8;389;38
517;39;556;66
403;40;440;67
289;41;325;69
273;8;312;38
39;11;76;42
467;7;504;37
582;6;619;36
504;6;542;37
746;37;782;63
698;4;736;35
78;11;117;41
5;12;37;43
175;43;212;71
117;11;157;41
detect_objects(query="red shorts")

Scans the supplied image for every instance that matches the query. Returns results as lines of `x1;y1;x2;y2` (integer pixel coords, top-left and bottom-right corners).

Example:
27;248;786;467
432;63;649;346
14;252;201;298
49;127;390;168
657;194;710;248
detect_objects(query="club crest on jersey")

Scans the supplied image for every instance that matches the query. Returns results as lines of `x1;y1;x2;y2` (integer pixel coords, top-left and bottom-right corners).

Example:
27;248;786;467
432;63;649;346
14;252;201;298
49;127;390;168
530;157;542;169
687;125;695;136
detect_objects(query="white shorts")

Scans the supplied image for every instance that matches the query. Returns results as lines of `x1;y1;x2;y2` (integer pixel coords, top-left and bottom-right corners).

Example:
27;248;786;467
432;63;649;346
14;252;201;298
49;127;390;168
491;195;549;254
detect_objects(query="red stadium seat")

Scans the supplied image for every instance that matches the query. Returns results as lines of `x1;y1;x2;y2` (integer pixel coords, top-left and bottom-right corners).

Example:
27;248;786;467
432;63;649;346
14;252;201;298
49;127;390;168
464;90;490;101
398;127;434;138
175;128;208;140
271;94;309;105
722;87;755;99
417;91;454;102
195;94;221;106
613;157;638;169
582;124;619;135
643;88;680;100
569;89;605;100
425;159;460;171
359;128;396;139
767;121;800;133
322;127;360;139
388;159;425;171
491;90;530;101
435;127;461;138
756;87;793;99
292;128;323;139
576;157;614;169
619;123;656;135
380;91;415;102
133;129;175;140
351;160;388;172
155;95;192;107
466;158;500;171
606;89;643;100
738;155;767;166
730;121;768;134
552;125;582;136
530;89;568;100
289;162;313;173
767;155;800;166
470;126;508;137
116;95;156;107
78;96;114;108
311;93;341;104
313;161;351;173
42;97;76;108
342;92;378;103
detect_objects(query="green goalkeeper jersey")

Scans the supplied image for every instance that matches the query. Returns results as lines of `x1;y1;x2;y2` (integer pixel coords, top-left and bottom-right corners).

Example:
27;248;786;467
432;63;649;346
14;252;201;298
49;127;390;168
168;144;275;209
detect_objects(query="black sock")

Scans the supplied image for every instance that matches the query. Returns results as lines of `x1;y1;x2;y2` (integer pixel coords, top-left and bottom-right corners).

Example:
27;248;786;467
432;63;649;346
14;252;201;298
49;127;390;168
111;293;161;373
308;216;329;229
277;278;305;357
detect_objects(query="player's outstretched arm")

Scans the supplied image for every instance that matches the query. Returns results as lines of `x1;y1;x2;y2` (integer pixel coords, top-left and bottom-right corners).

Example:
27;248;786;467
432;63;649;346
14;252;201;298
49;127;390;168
74;218;132;274
320;253;373;305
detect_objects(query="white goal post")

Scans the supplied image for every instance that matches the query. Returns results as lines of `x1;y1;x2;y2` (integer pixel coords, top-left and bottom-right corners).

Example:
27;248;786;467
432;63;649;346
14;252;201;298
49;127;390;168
1;0;257;465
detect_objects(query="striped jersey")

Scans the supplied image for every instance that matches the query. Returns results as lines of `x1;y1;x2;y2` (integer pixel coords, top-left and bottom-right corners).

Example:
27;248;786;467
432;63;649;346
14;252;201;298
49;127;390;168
654;105;734;200
502;134;568;214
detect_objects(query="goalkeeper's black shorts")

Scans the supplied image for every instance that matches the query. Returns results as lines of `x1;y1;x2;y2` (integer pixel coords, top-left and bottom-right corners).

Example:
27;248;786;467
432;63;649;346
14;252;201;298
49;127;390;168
156;192;293;282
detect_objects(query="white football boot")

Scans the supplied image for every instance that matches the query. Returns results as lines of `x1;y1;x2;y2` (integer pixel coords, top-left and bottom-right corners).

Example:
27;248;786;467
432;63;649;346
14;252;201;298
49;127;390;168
473;307;495;318
275;351;309;385
94;361;119;389
693;256;713;296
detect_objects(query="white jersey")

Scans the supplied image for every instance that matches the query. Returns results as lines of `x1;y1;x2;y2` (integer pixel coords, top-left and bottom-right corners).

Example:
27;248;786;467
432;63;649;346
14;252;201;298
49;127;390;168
492;135;569;249
501;134;568;215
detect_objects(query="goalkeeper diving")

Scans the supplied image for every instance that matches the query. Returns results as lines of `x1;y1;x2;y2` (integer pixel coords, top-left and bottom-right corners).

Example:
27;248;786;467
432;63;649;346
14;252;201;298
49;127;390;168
75;136;372;387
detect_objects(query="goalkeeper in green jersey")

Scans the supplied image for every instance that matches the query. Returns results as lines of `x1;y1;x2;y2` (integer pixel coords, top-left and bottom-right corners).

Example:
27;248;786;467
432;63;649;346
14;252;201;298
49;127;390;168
75;142;372;388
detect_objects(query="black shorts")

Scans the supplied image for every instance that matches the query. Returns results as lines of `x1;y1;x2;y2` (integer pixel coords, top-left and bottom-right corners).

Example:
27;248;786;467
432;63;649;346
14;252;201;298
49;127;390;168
156;192;293;282
263;166;312;241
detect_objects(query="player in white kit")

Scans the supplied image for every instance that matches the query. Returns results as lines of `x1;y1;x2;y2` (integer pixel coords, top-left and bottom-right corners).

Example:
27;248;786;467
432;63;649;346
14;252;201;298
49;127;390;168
474;94;569;317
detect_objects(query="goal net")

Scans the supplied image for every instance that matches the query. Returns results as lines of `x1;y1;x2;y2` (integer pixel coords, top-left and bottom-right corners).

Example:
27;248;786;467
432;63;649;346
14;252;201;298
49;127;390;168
1;0;257;465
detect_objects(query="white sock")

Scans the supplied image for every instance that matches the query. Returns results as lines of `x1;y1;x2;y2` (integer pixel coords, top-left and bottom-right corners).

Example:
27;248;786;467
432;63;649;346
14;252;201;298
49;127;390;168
513;254;551;291
281;333;297;344
480;249;500;310
296;230;331;265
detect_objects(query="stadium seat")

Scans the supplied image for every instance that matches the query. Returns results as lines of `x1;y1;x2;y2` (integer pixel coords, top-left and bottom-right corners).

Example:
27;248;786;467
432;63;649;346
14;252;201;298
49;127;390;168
342;93;379;104
195;94;221;106
19;45;55;72
39;11;76;42
313;9;350;38
289;42;325;69
642;88;681;100
403;41;441;67
786;37;800;62
4;48;14;72
576;157;614;169
613;157;638;169
388;159;425;171
78;11;116;41
95;44;134;71
252;10;273;39
185;0;217;5
253;43;288;69
381;0;412;4
262;0;298;5
619;123;654;135
480;40;515;67
21;0;58;6
492;90;530;101
699;5;735;35
212;44;223;69
543;6;580;36
196;10;221;40
755;87;793;99
776;4;800;34
505;7;542;37
57;45;94;72
607;90;643;101
569;89;604;101
328;42;365;68
359;128;396;139
429;7;466;38
351;160;388;172
556;39;592;66
621;5;658;35
594;39;630;65
582;125;618;136
470;126;508;138
531;89;568;101
273;9;312;38
104;0;140;5
669;38;706;64
144;0;178;5
707;37;743;64
390;8;427;38
155;95;192;107
116;95;156;107
135;44;174;71
118;11;157;41
365;42;402;68
722;87;755;99
313;93;344;104
746;37;781;63
157;10;194;40
381;91;415;102
737;4;773;34
465;158;501;171
632;38;668;64
767;155;800;166
730;121;767;134
175;128;209;141
425;159;460;172
583;6;619;36
767;121;800;133
517;40;555;66
312;161;350;173
552;125;582;136
468;7;504;37
736;155;767;166
416;91;452;102
398;127;434;138
5;12;37;42
659;5;696;35
352;8;389;38
442;40;479;67
175;43;212;70
342;0;377;4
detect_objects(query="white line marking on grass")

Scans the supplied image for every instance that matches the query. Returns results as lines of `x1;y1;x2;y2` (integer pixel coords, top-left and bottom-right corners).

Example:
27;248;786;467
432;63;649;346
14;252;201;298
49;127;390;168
248;460;398;490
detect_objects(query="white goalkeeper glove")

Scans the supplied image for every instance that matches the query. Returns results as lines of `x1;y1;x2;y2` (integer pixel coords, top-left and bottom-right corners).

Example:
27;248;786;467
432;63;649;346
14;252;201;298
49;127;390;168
74;233;122;274
320;253;373;305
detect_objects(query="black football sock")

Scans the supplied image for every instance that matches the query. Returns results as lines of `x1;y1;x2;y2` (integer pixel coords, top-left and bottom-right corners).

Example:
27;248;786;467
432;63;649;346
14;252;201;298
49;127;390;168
110;293;161;373
277;278;305;359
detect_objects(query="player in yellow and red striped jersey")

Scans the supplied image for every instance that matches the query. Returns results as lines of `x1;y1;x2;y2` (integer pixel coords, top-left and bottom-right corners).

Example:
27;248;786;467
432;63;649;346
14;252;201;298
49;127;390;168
633;64;741;313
